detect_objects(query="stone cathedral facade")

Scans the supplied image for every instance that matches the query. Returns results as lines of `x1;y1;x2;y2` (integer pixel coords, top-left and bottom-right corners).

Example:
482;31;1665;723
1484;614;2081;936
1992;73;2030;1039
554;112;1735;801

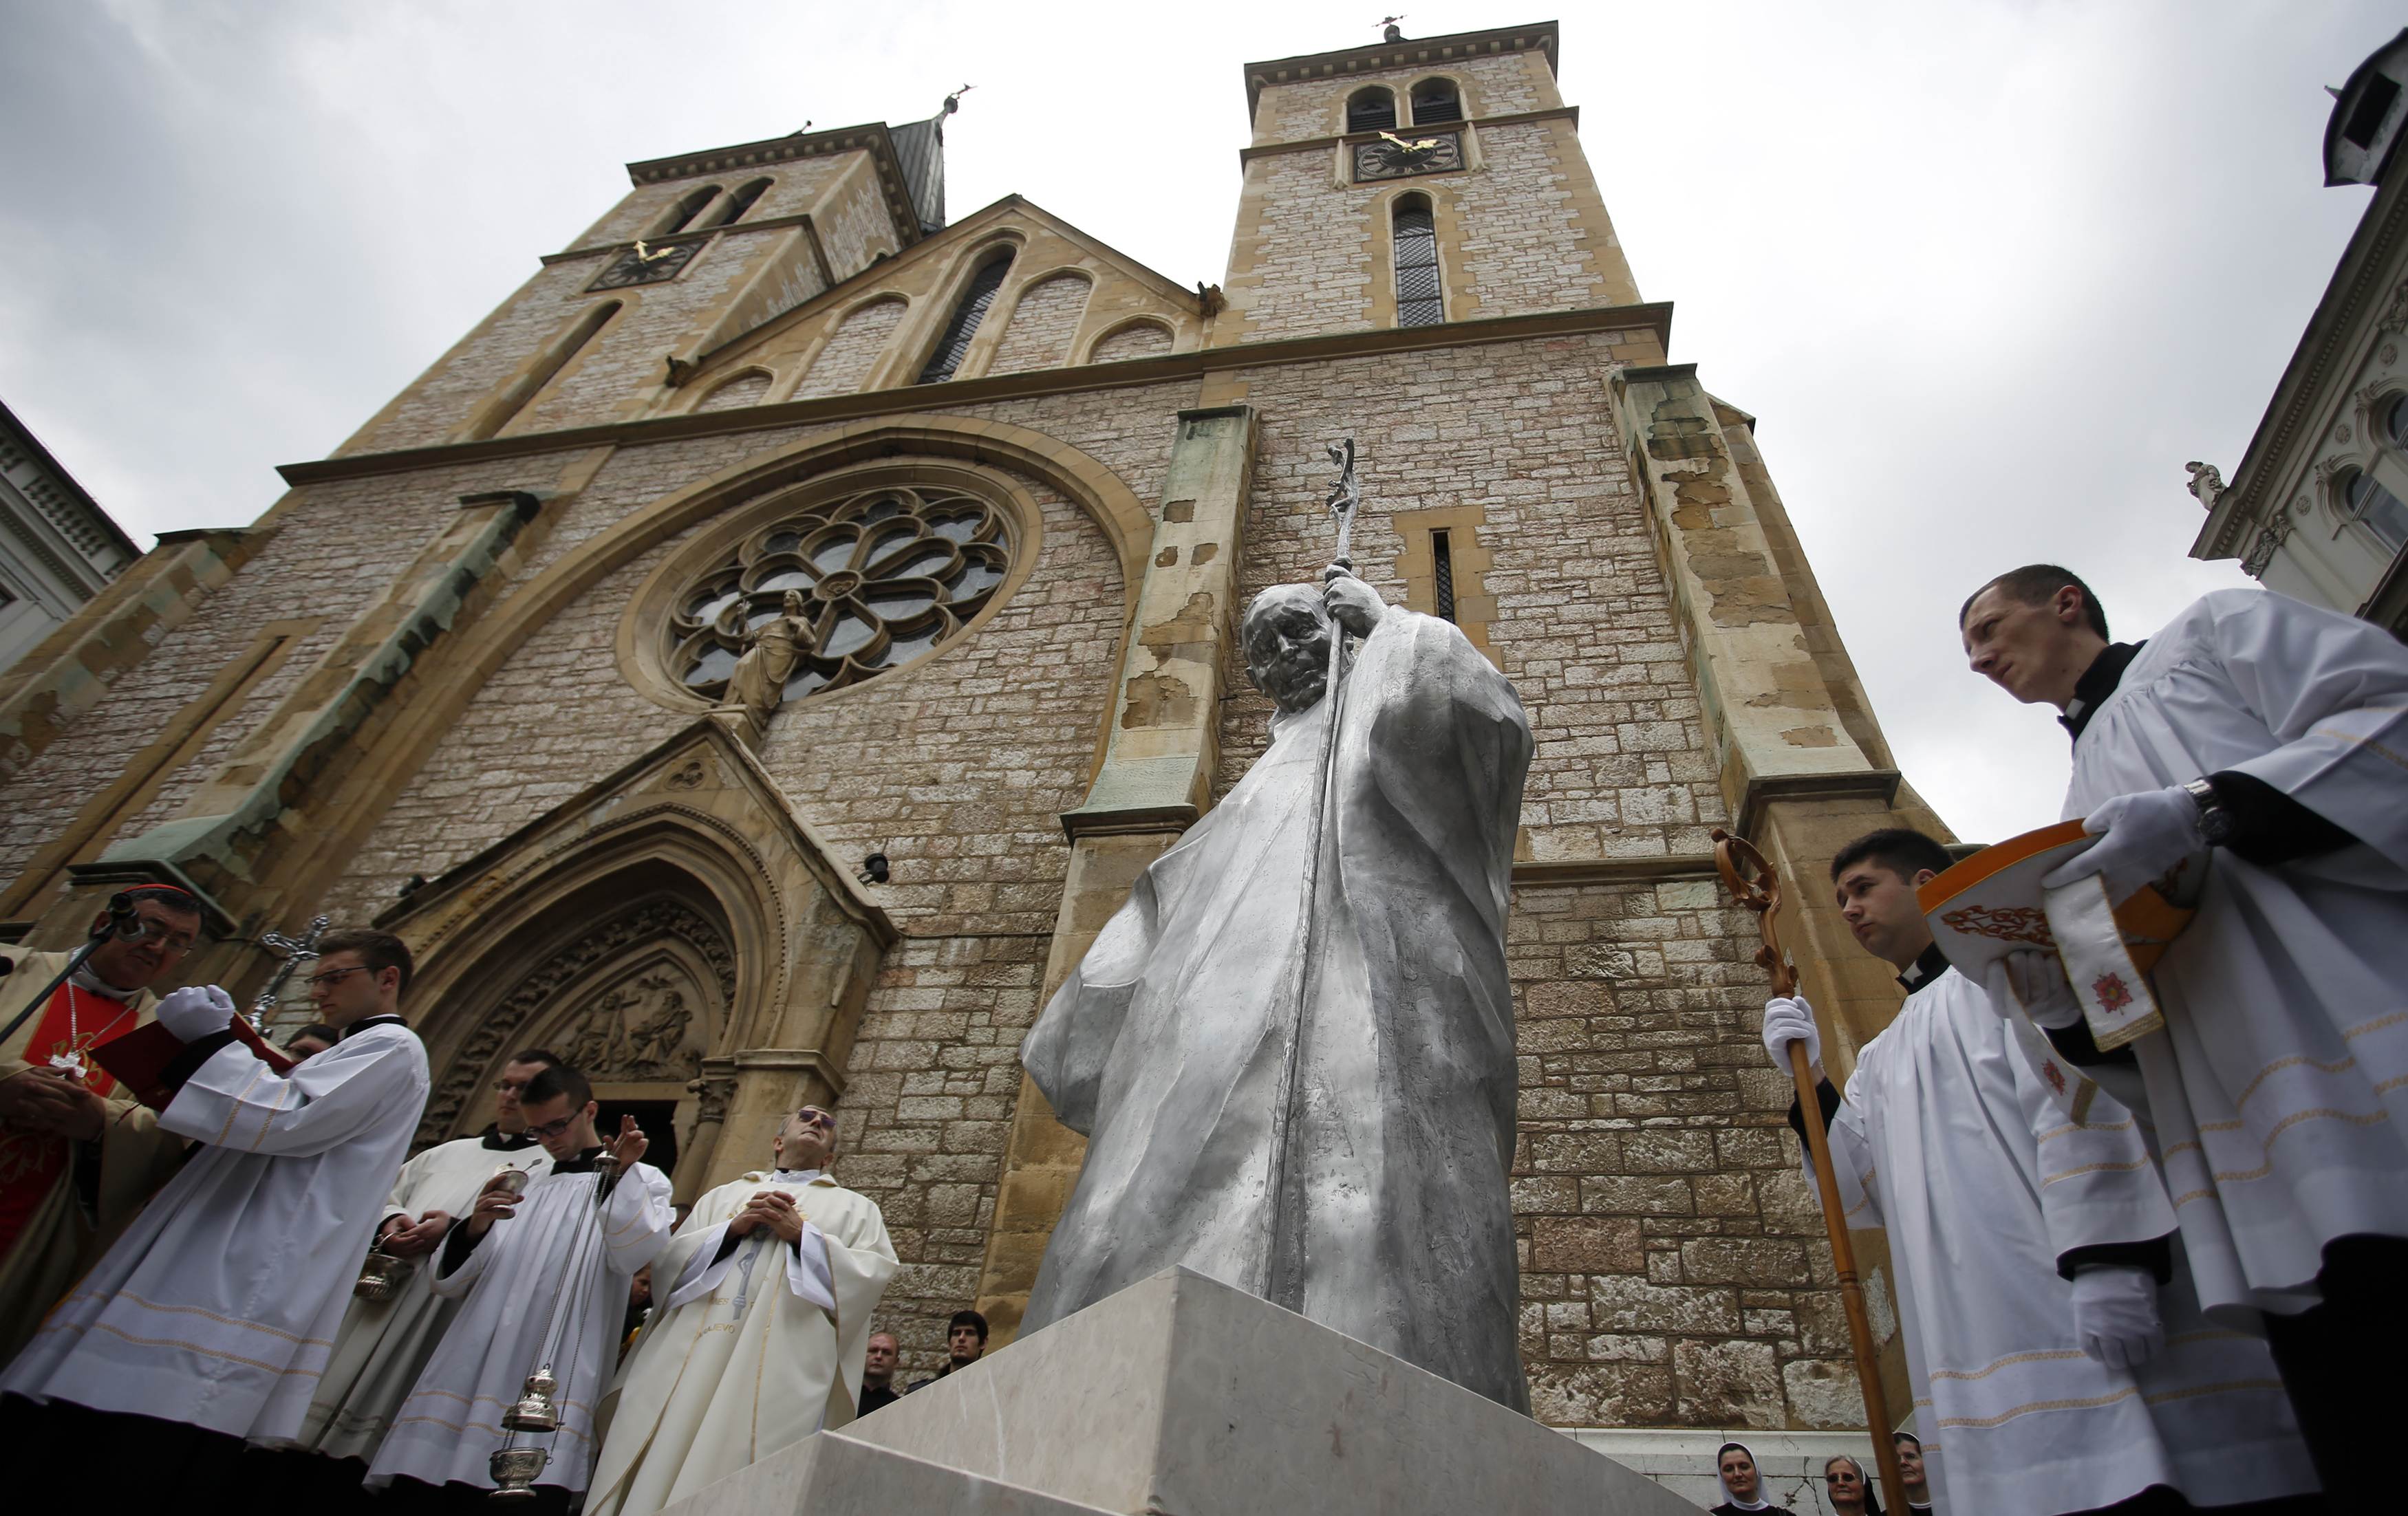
0;22;1947;1453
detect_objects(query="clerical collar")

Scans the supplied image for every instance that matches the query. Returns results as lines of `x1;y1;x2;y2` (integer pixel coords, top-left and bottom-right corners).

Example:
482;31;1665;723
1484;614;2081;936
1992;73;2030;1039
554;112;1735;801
769;1169;823;1184
2059;641;2145;741
338;1013;407;1040
480;1124;539;1151
1897;941;1950;992
552;1146;610;1174
67;966;134;1001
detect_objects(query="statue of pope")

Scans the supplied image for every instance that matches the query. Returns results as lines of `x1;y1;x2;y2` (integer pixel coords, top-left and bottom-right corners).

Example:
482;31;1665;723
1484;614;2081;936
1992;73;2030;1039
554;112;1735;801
1020;565;1534;1409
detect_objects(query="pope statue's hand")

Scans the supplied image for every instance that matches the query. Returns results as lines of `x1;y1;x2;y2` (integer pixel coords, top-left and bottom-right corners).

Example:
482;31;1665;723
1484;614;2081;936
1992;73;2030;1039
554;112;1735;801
1322;565;1384;638
155;984;237;1042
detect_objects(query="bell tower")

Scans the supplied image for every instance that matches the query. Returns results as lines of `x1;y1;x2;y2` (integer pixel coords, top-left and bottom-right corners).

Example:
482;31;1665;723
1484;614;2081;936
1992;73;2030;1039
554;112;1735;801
1217;21;1644;345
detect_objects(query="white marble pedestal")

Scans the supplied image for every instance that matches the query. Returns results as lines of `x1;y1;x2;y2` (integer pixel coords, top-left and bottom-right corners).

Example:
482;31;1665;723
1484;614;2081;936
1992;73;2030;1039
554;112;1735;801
663;1267;1699;1516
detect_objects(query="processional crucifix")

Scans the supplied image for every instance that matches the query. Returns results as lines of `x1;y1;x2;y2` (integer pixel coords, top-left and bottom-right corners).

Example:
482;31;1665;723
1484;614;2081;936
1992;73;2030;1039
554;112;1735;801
1710;829;1911;1516
250;914;330;1030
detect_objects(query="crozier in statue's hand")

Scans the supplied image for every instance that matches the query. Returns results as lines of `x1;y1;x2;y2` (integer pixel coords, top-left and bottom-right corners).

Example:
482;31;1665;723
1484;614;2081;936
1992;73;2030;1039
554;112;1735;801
1322;565;1384;638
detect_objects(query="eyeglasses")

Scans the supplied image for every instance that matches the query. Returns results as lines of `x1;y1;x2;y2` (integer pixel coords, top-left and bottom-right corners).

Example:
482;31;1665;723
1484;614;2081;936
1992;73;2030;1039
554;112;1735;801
793;1108;836;1130
493;1077;533;1094
306;965;372;990
120;916;197;955
524;1113;579;1140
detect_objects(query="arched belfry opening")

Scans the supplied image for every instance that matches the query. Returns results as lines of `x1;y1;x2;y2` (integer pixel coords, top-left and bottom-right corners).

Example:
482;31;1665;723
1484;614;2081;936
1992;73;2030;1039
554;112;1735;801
378;720;895;1204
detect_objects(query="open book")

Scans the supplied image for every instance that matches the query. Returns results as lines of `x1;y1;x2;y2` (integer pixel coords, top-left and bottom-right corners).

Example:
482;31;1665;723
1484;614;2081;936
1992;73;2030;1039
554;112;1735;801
92;1014;299;1111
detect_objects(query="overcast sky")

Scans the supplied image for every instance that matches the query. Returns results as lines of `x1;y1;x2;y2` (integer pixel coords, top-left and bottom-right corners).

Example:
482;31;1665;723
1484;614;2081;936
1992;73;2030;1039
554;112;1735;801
1;0;2394;843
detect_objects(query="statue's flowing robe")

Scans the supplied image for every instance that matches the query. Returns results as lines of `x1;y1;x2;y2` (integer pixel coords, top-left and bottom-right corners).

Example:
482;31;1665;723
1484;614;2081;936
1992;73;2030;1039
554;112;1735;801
0;1020;429;1439
1813;964;2313;1516
2065;589;2408;1316
586;1170;896;1516
299;1129;551;1460
0;950;180;1367
366;1160;672;1497
1022;604;1532;1409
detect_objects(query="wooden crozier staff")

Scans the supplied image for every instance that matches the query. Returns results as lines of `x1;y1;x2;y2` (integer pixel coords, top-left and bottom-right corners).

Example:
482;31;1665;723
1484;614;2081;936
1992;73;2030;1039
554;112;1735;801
1709;827;1910;1516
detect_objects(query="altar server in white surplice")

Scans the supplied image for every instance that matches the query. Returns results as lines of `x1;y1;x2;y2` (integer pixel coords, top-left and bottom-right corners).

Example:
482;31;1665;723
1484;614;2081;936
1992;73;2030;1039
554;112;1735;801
296;1048;561;1467
1764;830;2316;1516
368;1063;672;1510
1961;567;2408;1507
586;1104;898;1516
0;928;430;1511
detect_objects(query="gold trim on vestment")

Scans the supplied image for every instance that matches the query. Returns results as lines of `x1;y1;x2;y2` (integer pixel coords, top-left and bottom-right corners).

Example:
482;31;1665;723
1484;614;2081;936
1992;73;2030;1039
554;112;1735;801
1927;1347;2085;1382
2039;1158;2152;1187
212;1059;269;1148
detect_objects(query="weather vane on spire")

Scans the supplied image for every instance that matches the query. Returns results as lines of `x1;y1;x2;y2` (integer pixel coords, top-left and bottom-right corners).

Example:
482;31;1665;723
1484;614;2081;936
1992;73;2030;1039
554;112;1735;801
944;83;975;116
1380;15;1406;41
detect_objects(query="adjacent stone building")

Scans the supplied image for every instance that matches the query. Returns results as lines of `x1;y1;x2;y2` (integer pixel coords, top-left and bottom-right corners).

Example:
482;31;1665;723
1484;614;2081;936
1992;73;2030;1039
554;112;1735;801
2190;27;2408;634
0;20;1947;1483
0;399;138;675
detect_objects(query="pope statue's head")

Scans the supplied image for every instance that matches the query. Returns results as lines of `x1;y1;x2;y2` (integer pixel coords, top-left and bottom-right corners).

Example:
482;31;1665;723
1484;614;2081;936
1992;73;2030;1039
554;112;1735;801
1243;583;1335;715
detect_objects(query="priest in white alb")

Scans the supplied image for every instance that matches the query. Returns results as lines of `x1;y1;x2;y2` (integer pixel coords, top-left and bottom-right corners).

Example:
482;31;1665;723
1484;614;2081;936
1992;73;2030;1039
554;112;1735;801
1961;565;2408;1508
1765;828;2316;1516
0;927;430;1510
368;1062;672;1513
585;1103;897;1516
290;1047;561;1482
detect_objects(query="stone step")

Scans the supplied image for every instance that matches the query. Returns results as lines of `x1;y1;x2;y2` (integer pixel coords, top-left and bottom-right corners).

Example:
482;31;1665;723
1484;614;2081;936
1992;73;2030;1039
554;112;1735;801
839;1266;1699;1516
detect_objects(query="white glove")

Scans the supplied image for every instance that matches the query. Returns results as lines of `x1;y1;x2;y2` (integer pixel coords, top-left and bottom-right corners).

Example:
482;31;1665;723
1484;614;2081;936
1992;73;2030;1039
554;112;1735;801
2041;786;2208;904
154;984;237;1043
2069;1265;2163;1370
1982;949;2081;1030
1761;996;1821;1072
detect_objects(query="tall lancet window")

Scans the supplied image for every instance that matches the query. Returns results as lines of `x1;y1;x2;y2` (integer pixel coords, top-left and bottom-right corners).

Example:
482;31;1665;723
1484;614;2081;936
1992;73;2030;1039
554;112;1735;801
1393;197;1444;328
917;252;1014;383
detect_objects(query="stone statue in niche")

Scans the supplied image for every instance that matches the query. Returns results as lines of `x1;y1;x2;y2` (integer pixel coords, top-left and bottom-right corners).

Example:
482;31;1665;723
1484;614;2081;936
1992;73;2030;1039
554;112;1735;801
563;972;701;1082
1018;565;1534;1411
723;589;811;724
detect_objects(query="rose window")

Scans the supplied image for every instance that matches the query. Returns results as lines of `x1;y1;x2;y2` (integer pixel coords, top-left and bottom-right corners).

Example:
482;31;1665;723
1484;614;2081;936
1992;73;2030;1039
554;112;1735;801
669;487;1013;702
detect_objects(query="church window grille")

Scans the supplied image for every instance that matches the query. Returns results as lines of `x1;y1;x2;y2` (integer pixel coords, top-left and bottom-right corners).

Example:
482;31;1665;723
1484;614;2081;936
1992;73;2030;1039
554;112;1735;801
1431;530;1457;622
652;184;722;237
1410;79;1463;124
702;177;773;228
1393;199;1444;328
667;486;1015;702
2340;466;2408;552
917;252;1014;383
1347;87;1398;133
